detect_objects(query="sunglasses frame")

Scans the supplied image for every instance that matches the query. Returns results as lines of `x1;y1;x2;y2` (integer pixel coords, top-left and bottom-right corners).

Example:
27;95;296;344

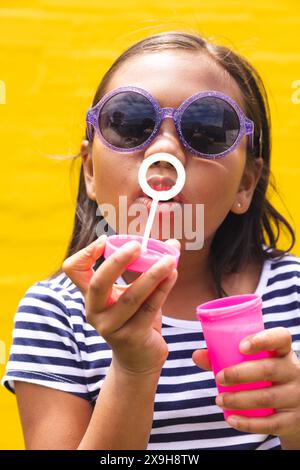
86;85;254;160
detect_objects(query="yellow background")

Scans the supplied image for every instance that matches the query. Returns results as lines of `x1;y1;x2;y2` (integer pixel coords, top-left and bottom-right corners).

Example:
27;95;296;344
0;0;300;449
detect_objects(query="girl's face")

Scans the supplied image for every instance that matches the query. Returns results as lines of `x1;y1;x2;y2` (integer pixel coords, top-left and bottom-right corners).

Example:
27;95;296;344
82;51;263;249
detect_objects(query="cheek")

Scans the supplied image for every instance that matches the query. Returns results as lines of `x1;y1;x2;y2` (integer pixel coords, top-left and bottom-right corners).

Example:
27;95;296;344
92;145;134;204
186;151;245;236
93;159;130;231
91;141;142;232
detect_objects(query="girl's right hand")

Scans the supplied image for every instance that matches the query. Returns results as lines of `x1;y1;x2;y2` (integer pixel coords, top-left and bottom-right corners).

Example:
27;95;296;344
62;235;180;376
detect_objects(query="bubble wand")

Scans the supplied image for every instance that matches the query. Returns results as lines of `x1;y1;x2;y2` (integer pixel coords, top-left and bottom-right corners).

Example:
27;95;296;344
138;153;186;253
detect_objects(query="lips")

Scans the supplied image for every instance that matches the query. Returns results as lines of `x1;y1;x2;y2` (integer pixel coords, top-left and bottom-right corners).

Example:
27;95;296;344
140;174;183;202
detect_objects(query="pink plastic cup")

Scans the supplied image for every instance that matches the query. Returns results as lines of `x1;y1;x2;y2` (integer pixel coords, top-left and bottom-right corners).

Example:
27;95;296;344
196;294;275;419
103;234;180;273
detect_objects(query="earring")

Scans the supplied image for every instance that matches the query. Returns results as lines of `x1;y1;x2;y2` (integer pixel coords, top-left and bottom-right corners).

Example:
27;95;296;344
237;202;242;209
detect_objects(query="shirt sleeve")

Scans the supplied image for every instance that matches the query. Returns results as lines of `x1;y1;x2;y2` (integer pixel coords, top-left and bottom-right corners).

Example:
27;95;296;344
1;281;92;403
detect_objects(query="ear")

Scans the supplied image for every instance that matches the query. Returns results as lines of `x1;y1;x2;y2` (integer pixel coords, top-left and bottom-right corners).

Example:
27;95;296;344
231;157;264;214
81;139;97;201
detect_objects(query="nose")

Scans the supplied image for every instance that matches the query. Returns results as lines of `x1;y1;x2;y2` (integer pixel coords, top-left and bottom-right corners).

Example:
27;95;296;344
143;114;187;170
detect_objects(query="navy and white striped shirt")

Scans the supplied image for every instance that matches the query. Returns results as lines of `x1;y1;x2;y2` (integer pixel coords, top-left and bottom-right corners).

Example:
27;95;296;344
2;251;300;450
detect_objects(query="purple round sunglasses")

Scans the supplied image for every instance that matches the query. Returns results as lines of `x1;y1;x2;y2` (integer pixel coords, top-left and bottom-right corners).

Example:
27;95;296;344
86;85;254;160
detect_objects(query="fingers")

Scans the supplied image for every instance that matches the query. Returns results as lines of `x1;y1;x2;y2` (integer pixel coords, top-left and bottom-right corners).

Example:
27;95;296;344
99;255;177;333
226;410;298;436
62;234;107;295
216;382;298;411
215;355;297;386
192;349;212;371
131;267;178;330
239;327;292;357
83;236;180;335
62;236;180;300
102;255;177;330
87;240;142;313
164;238;181;252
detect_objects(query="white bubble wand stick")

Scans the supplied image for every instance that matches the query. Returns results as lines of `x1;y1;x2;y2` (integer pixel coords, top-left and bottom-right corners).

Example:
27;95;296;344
138;153;186;254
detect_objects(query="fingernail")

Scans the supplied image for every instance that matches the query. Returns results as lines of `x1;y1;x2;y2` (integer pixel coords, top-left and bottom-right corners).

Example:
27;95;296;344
216;394;224;407
240;340;251;353
216;370;225;385
121;241;141;253
227;416;239;427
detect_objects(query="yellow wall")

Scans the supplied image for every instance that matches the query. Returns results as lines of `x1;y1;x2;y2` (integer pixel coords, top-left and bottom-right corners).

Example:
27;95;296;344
0;0;299;449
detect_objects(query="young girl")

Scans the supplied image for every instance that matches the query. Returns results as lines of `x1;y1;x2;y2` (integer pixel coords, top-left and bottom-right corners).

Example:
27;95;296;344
2;31;300;451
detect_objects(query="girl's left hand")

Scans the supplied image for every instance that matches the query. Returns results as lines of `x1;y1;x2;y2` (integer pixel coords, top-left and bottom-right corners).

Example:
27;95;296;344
192;327;300;441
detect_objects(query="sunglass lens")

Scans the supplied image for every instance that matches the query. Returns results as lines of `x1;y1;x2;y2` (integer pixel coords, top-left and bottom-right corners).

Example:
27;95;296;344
98;91;156;149
181;97;240;155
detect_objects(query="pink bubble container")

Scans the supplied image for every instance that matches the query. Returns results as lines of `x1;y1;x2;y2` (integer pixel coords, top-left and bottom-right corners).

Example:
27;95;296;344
196;294;275;419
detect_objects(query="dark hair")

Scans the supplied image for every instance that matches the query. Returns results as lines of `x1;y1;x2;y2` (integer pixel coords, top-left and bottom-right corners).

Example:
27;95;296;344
49;30;296;297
